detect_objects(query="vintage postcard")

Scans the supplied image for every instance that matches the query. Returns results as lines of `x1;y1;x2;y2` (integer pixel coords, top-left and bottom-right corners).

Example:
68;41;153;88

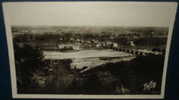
2;1;177;99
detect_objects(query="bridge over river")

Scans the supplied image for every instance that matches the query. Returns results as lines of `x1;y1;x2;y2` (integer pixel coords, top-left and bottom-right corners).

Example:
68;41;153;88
111;47;163;56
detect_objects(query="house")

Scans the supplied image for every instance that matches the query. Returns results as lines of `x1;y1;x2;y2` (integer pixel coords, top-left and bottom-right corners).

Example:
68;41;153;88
58;44;80;51
130;41;135;47
112;42;118;48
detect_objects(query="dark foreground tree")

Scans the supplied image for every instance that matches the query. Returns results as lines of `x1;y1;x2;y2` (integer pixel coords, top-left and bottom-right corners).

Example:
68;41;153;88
13;41;44;89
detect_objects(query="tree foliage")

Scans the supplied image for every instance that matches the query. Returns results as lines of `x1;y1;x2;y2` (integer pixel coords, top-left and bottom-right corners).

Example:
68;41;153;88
13;41;44;88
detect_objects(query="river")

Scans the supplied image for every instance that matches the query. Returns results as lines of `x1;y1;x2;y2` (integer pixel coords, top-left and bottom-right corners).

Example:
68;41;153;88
43;49;135;72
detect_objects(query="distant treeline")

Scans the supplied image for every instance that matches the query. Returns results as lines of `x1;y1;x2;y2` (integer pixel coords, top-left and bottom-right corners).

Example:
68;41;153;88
12;26;168;36
13;28;168;50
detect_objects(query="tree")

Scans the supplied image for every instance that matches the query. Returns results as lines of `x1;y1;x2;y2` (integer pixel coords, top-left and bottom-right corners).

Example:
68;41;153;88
13;41;44;89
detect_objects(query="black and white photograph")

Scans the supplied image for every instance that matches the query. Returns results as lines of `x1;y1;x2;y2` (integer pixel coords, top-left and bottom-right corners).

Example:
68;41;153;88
2;2;177;99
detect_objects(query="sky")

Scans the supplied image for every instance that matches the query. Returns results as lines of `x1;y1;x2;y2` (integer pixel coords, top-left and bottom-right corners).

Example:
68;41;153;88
3;2;177;27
